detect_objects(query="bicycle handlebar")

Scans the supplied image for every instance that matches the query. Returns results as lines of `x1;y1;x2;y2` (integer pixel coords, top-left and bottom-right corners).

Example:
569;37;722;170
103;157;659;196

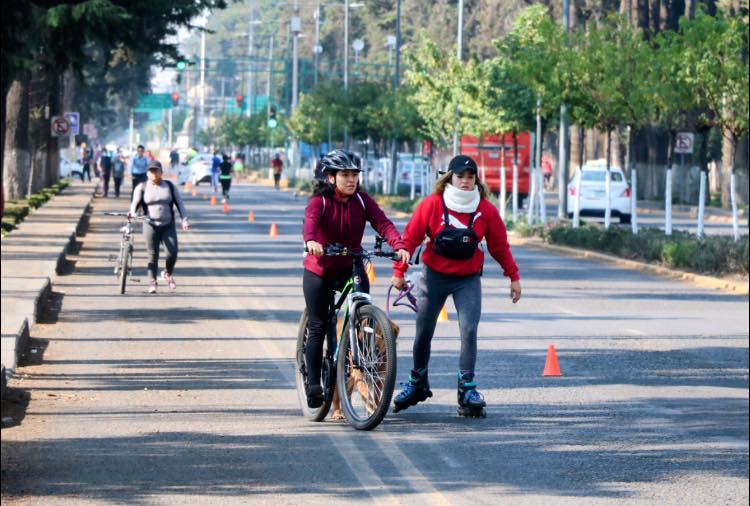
305;237;401;262
104;212;153;224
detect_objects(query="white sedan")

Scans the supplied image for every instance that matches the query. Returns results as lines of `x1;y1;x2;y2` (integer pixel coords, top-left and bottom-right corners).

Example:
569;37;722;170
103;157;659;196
178;154;214;186
567;164;632;224
59;157;83;179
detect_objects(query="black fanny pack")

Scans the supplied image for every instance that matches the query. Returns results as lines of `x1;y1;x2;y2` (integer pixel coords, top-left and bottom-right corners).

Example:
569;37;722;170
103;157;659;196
433;195;479;260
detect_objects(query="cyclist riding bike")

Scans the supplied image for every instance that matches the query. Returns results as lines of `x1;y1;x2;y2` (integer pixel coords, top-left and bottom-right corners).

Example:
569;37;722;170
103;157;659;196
302;149;410;409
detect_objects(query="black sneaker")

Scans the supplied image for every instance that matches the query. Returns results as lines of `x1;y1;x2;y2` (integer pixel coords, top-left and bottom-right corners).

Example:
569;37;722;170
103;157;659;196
306;383;324;408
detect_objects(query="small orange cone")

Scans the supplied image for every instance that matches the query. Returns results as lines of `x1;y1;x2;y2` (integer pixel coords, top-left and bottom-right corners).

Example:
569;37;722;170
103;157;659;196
438;305;449;322
269;223;279;238
247;211;255;222
191;189;197;197
202;193;207;200
366;262;376;284
210;195;217;206
223;201;229;214
185;181;192;191
542;345;562;377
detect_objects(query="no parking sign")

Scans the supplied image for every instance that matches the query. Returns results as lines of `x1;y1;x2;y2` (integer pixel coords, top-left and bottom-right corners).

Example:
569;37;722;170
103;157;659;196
50;116;71;137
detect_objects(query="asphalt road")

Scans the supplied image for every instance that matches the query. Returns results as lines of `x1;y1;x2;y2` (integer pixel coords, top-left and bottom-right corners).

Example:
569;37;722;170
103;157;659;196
2;182;748;505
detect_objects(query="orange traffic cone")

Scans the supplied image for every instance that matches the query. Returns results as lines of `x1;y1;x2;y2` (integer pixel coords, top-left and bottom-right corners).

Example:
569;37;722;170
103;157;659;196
542;345;562;377
223;200;229;214
269;223;279;238
366;262;376;284
191;189;197;197
202;193;207;200
438;305;449;322
185;181;192;191
247;211;255;223
210;195;217;206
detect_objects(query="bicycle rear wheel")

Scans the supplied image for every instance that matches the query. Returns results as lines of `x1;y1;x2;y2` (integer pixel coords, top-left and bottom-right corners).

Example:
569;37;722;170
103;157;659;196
295;310;334;421
336;304;397;430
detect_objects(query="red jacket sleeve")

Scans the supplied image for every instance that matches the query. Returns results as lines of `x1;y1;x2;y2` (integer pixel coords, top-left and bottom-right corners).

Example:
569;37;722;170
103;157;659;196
303;196;324;243
361;193;405;251
392;196;434;278
483;202;520;281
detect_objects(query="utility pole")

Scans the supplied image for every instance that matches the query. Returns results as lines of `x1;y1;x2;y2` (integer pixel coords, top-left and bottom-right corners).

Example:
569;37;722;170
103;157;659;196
314;4;322;86
246;1;256;118
266;35;274;119
291;1;301;174
389;0;402;195
557;0;570;218
344;0;350;91
452;0;464;156
199;30;206;132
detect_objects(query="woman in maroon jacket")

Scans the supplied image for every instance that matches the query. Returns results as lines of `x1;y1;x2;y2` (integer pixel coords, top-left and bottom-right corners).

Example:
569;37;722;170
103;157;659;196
303;149;409;408
390;155;522;417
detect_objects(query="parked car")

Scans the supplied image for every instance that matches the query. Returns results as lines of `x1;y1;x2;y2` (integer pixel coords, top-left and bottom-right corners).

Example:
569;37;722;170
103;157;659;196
178;154;213;186
59;156;83;179
567;162;632;224
395;155;431;191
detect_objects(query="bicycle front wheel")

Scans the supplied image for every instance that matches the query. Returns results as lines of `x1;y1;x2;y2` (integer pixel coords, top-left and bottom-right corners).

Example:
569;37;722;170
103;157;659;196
118;245;130;294
337;304;397;430
295;310;333;421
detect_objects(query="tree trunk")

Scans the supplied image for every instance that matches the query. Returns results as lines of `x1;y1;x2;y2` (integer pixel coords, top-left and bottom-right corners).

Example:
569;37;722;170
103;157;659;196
3;73;31;201
721;125;735;207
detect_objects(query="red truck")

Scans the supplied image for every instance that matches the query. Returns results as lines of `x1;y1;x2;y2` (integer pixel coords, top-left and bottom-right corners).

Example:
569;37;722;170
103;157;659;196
460;132;531;205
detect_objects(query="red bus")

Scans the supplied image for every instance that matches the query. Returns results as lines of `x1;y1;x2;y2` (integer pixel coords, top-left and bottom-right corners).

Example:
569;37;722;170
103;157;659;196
460;132;531;204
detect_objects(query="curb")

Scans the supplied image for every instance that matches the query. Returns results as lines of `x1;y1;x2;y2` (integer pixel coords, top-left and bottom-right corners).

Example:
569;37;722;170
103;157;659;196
1;182;96;398
509;235;749;296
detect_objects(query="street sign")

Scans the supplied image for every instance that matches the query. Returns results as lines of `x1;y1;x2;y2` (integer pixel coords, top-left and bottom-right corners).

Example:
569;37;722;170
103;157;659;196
135;93;172;111
51;116;71;137
674;132;694;154
64;111;80;135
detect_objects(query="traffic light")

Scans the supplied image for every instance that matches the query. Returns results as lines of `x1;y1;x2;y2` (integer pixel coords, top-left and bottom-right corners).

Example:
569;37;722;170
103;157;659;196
171;92;180;107
235;94;245;109
176;60;187;71
268;106;277;128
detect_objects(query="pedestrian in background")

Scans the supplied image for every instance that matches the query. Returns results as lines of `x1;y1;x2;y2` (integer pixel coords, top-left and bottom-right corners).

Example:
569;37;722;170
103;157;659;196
129;145;149;198
112;150;126;198
79;142;93;181
272;153;283;190
100;149;113;197
219;154;233;202
211;149;222;193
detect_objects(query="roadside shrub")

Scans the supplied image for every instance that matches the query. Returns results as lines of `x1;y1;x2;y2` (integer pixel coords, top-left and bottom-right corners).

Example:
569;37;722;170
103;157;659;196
541;221;748;276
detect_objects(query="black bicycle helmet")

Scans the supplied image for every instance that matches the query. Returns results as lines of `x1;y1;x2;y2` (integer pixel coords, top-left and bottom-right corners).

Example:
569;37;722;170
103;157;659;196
319;149;362;173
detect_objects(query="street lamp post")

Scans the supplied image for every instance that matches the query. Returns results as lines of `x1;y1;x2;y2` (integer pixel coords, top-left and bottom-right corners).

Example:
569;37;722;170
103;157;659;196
292;1;301;174
557;0;570;218
452;0;464;156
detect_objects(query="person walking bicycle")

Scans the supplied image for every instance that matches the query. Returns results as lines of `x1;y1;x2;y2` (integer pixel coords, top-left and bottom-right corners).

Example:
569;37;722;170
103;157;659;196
129;161;190;294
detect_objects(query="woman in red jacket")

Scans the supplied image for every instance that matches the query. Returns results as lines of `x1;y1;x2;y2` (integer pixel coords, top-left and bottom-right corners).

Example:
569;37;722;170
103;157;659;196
303;149;410;408
391;155;522;417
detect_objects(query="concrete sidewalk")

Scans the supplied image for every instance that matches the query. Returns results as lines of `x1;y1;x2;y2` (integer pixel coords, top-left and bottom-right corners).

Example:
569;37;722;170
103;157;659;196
1;181;95;398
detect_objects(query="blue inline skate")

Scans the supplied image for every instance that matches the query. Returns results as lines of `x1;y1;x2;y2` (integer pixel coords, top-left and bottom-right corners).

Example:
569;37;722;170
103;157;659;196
457;371;486;418
393;368;433;413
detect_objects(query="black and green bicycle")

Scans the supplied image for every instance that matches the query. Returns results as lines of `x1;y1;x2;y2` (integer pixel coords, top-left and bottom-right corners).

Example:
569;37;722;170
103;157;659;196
296;238;400;431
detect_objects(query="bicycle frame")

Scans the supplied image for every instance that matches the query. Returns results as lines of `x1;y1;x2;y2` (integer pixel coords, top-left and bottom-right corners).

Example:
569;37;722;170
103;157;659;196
330;258;376;371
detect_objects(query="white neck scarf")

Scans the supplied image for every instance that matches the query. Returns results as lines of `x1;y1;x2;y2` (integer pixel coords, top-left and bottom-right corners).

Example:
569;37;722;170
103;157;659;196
443;183;480;213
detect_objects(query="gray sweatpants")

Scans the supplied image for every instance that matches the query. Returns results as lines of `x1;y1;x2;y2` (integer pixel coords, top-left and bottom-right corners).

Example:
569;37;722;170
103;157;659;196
412;266;482;373
143;222;178;281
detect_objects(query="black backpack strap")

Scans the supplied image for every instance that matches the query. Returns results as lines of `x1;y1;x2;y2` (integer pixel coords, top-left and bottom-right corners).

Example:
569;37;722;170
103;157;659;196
440;194;451;228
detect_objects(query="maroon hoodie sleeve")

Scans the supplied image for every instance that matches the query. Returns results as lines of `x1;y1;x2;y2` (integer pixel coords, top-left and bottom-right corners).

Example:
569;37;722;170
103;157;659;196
361;193;405;251
483;201;520;281
303;195;324;243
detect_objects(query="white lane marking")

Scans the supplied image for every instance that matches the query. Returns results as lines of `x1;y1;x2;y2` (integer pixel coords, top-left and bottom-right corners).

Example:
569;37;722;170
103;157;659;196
184;231;400;505
626;328;646;336
551;303;583;317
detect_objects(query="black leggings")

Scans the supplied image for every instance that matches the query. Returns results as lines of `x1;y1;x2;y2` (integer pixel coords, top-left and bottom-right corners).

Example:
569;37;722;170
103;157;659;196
143;222;178;281
220;178;231;198
302;268;369;386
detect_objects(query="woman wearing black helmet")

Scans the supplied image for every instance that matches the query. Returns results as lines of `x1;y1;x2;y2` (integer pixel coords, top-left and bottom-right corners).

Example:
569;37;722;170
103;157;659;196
302;149;410;408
